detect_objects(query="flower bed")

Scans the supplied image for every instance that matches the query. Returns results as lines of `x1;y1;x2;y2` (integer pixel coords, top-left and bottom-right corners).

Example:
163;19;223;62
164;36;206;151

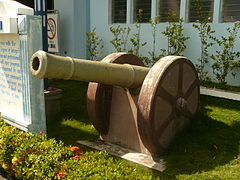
0;119;139;179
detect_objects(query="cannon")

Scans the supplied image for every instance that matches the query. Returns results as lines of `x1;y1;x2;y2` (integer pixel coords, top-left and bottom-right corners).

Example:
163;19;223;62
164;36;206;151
30;51;199;156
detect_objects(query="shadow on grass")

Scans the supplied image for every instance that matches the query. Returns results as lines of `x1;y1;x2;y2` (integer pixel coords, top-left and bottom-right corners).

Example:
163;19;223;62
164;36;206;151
52;80;90;123
47;115;99;146
153;95;240;179
46;80;99;145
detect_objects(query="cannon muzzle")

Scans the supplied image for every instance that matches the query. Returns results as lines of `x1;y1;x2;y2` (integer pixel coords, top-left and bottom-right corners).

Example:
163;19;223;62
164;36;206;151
30;50;149;88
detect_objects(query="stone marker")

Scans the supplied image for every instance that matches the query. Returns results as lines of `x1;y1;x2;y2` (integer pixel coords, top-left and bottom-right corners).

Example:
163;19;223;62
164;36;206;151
0;1;46;133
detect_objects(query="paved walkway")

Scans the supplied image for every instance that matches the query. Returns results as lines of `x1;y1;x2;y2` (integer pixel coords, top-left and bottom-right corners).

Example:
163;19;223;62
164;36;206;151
0;175;7;180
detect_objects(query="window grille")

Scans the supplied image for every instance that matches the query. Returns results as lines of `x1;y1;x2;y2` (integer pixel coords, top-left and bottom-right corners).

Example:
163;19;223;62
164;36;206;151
112;0;127;23
222;0;240;22
188;0;214;22
134;0;151;23
158;0;181;22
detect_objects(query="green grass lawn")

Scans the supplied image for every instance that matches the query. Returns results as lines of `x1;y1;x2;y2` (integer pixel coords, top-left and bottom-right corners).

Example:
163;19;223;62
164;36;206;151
48;79;240;179
47;80;99;144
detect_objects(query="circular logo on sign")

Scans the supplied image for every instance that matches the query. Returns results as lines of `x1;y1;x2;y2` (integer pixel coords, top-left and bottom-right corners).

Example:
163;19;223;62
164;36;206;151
47;17;56;40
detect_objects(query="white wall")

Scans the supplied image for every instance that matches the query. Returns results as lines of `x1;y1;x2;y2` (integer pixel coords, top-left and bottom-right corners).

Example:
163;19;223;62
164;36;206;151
89;0;240;86
54;0;240;86
54;0;89;58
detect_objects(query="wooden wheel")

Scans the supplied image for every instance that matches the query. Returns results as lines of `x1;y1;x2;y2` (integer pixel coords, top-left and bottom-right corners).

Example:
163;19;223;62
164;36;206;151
87;53;144;134
138;56;199;155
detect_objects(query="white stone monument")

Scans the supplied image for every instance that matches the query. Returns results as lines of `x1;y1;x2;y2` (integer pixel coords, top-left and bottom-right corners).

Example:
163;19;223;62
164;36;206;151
0;0;46;133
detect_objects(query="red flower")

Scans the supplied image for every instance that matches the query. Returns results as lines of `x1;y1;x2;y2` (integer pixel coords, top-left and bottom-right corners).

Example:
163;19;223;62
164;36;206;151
56;172;64;179
10;164;16;169
70;146;79;152
38;131;45;135
27;148;35;153
72;155;81;160
74;149;83;155
70;146;83;156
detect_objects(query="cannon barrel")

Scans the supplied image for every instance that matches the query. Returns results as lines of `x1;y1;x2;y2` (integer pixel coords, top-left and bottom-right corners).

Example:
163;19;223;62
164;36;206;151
30;50;150;88
30;50;200;156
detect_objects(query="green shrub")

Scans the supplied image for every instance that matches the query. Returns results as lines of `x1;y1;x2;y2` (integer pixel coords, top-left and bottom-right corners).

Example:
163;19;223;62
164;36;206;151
0;119;139;179
86;27;104;61
192;0;216;82
211;21;240;84
109;25;131;52
129;9;147;59
161;11;189;57
148;16;160;64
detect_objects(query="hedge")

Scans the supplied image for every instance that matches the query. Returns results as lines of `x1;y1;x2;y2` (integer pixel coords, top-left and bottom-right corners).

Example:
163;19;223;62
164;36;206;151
0;119;140;179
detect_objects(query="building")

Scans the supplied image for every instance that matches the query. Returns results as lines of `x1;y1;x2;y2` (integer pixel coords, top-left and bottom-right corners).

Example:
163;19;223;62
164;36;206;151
15;0;240;85
54;0;240;85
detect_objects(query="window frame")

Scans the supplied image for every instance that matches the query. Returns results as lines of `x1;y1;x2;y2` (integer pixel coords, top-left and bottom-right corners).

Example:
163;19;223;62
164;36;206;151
221;0;240;22
133;0;152;23
110;0;128;24
157;0;181;23
187;0;214;23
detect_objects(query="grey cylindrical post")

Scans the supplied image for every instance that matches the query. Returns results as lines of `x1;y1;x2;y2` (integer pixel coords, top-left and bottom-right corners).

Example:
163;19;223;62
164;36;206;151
30;50;150;88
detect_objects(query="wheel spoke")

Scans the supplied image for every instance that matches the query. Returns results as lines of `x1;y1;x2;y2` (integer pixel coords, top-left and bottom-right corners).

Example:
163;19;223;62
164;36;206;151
155;112;175;138
157;86;176;105
178;62;183;95
183;79;198;99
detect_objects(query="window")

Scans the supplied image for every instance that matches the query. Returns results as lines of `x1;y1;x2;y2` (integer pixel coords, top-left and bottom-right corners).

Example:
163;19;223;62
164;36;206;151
222;0;240;22
134;0;151;23
112;0;127;23
188;0;214;22
158;0;181;22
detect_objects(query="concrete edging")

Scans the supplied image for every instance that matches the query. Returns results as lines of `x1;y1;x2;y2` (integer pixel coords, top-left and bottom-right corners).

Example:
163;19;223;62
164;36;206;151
200;86;240;101
77;140;166;172
0;175;7;180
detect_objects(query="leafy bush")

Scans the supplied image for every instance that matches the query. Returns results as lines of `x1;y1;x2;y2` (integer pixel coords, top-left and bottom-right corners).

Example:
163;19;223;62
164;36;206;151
147;12;189;66
192;0;216;82
193;18;215;82
161;11;189;57
148;16;160;64
211;21;240;84
129;9;147;58
0;119;139;179
109;25;131;52
86;28;104;60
